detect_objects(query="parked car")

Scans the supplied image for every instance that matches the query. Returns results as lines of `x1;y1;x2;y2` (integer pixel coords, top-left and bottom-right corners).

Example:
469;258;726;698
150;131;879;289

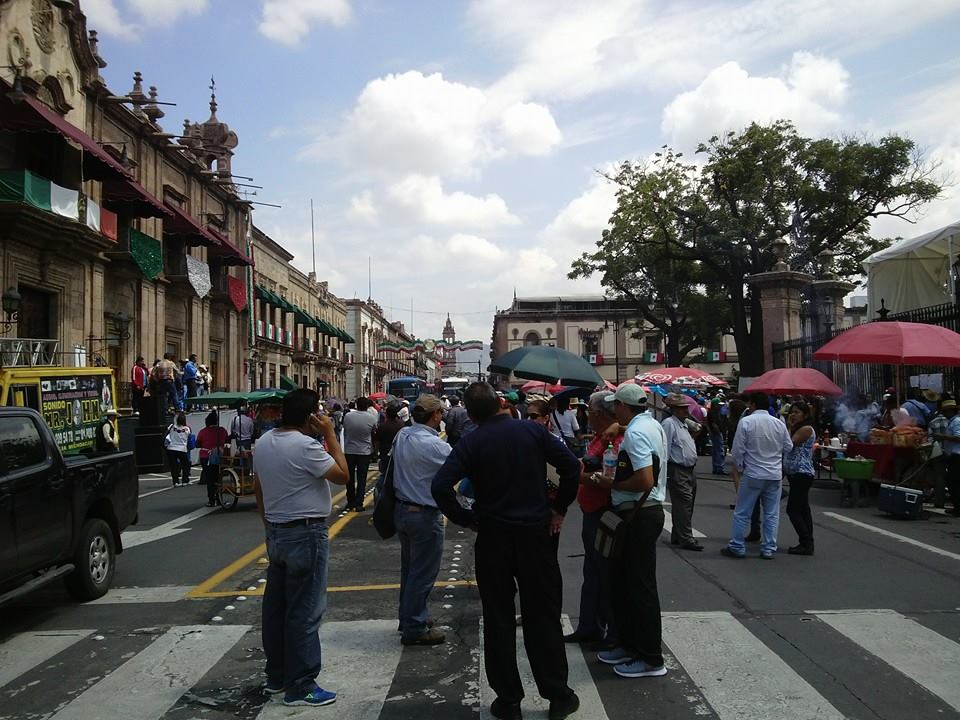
0;407;138;606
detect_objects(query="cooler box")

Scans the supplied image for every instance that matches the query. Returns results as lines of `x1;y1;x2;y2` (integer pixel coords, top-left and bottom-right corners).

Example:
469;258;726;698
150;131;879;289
878;484;923;519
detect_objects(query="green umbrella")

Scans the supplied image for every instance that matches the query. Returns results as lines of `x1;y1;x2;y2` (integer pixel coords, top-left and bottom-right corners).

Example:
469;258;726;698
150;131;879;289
184;391;250;408
279;374;299;391
246;389;288;404
488;346;603;388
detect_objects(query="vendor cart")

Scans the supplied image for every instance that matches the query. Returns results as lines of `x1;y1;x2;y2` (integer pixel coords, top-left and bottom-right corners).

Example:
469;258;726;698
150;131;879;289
184;389;287;511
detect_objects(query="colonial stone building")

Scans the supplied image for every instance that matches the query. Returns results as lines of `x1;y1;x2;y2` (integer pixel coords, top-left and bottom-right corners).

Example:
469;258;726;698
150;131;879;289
344;299;437;398
250;225;352;398
490;295;739;385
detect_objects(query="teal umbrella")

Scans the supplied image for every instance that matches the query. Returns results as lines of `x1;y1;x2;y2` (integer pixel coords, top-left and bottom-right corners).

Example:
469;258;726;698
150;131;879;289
185;391;250;408
488;346;603;388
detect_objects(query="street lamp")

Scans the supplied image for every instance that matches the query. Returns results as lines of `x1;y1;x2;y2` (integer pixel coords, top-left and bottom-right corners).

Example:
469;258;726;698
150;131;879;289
1;287;21;332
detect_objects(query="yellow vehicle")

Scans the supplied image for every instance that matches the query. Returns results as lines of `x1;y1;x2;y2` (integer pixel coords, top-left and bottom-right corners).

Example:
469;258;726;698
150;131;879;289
0;365;118;456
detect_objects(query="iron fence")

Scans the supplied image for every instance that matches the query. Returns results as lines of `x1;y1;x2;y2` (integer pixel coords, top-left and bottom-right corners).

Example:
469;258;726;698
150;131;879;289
771;302;960;399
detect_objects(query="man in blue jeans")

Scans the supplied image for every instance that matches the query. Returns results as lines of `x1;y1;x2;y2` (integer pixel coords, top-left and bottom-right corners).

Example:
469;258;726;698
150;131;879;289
253;390;348;707
392;394;451;645
723;391;793;559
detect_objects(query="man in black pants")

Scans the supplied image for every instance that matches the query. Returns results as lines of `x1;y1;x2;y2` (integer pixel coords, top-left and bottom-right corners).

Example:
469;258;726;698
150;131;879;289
432;383;581;720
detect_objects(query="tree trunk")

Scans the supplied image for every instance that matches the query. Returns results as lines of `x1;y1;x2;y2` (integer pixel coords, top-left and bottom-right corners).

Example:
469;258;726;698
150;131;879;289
666;331;683;367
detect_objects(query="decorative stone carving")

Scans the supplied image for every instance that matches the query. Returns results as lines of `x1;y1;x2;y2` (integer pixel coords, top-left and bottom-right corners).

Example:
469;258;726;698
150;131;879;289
31;0;56;54
6;29;32;72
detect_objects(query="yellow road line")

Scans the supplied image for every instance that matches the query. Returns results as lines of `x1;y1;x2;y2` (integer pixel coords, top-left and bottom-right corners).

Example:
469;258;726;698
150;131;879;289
188;487;353;599
189;579;476;599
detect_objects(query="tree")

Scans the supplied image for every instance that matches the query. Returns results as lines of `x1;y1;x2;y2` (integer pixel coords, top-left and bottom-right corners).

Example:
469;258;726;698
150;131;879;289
579;121;942;376
570;149;731;366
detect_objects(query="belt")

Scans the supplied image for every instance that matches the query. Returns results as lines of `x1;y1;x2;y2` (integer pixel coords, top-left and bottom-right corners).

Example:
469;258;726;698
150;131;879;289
668;461;696;469
397;498;438;511
270;517;327;528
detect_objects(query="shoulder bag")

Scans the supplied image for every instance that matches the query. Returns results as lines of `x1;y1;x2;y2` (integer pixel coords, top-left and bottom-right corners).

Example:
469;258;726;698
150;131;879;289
594;448;660;559
372;449;398;540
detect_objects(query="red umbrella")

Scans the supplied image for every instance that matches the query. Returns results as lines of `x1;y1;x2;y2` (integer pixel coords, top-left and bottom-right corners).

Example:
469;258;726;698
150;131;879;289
812;321;960;365
636;367;728;387
369;391;388;400
520;380;565;394
744;368;843;397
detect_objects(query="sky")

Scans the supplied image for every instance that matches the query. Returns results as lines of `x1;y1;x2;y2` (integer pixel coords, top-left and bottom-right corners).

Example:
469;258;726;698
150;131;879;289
84;0;960;354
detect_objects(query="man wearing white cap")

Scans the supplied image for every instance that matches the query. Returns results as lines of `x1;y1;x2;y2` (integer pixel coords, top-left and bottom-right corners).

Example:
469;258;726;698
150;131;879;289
95;409;119;453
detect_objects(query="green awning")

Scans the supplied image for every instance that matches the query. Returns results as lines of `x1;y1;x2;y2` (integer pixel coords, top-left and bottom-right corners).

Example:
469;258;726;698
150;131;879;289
279;375;299;391
293;306;314;327
337;327;355;343
130;228;163;280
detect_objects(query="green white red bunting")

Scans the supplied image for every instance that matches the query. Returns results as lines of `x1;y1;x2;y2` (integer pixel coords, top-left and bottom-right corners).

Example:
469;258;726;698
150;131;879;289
376;339;483;355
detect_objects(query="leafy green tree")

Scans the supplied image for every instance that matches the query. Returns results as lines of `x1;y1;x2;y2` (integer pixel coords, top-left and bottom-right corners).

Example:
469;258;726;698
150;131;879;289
575;121;941;376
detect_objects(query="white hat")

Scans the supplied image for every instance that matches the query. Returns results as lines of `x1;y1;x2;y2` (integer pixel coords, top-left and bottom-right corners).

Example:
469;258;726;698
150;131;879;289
398;406;410;421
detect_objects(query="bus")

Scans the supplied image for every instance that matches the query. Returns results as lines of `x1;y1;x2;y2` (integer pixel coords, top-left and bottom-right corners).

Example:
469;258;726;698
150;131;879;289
438;376;471;397
386;376;427;403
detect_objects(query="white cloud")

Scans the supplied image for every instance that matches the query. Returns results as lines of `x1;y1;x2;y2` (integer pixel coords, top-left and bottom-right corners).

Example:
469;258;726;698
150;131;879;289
661;52;849;149
388;175;520;228
83;0;206;36
346;190;379;225
500;102;562;155
258;0;352;47
311;71;562;180
470;0;960;102
448;234;507;263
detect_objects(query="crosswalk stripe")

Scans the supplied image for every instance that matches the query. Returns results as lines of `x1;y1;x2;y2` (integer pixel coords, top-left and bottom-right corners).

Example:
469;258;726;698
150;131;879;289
256;619;401;718
661;509;707;539
812;609;960;711
478;615;610;719
0;630;93;689
662;611;845;720
48;624;249;720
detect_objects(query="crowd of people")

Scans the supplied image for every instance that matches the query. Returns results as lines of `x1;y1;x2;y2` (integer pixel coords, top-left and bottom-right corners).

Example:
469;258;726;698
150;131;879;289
131;353;214;415
164;376;959;715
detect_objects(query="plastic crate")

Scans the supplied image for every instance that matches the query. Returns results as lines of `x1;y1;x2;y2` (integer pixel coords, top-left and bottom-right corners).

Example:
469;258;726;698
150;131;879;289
834;458;875;481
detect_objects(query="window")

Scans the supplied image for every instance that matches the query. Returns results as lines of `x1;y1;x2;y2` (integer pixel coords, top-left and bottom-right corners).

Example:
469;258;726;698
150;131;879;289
524;331;541;346
17;286;55;339
582;334;599;356
0;417;47;473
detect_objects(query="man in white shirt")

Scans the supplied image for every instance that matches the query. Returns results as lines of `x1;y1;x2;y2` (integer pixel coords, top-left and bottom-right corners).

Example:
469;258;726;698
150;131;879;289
231;407;255;449
551;397;580;449
723;391;793;559
342;396;379;510
662;393;702;551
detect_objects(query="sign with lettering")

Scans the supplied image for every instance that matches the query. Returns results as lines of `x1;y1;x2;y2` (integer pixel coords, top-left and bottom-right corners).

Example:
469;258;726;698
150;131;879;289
40;374;114;455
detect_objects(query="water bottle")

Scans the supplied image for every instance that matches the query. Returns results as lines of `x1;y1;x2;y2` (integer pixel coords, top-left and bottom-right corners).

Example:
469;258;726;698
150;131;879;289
602;443;617;479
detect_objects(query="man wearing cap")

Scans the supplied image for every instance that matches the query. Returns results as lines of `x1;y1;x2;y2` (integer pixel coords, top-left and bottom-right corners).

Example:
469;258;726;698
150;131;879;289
392;395;451;646
930;399;960;515
432;382;580;720
95;409;120;453
591;383;668;679
662;393;702;551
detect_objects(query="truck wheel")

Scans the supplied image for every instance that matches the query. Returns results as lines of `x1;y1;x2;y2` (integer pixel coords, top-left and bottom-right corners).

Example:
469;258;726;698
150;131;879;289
64;519;115;601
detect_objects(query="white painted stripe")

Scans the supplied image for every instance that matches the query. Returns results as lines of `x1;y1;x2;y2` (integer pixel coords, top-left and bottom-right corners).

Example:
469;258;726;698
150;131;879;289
87;585;192;604
813;609;960;711
49;624;248;720
138;487;173;499
822;512;960;561
662;509;707;539
0;630;93;689
257;619;400;718
662;611;844;720
122;506;217;549
478;615;609;719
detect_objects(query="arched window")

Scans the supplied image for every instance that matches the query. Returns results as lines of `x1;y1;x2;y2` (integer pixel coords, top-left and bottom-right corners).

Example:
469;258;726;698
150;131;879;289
524;331;541;346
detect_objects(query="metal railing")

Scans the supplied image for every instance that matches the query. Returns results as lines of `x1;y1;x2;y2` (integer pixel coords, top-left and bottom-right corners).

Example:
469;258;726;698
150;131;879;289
0;338;60;367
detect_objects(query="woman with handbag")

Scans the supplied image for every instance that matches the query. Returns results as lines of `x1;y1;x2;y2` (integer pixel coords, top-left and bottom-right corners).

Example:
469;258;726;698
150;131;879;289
197;411;229;506
165;413;193;487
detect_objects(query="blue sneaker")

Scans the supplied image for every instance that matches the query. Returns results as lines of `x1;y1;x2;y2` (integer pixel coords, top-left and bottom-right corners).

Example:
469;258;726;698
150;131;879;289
614;659;667;678
597;647;632;665
283;687;337;707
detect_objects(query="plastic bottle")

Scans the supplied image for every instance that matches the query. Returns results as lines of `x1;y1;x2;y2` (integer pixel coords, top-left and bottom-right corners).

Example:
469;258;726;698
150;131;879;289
602;443;618;479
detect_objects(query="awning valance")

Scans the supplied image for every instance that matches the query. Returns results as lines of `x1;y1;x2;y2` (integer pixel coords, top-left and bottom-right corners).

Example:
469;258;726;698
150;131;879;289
0;80;169;218
163;202;218;246
207;227;253;267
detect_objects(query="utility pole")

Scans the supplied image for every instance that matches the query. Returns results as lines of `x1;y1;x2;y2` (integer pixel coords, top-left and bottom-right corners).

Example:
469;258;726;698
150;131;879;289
310;199;316;277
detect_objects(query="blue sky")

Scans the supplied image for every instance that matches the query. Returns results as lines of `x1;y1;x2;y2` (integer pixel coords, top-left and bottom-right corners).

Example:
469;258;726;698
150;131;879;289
85;0;960;344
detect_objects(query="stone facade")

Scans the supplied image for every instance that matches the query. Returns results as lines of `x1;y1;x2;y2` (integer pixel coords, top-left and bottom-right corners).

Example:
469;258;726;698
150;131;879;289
490;295;739;384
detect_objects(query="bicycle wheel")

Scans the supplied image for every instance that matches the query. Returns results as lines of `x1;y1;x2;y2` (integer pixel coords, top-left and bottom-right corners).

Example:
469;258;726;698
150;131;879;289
219;467;241;511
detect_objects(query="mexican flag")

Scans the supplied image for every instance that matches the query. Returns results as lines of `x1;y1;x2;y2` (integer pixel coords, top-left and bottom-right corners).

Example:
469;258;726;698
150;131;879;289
706;351;726;362
644;352;662;363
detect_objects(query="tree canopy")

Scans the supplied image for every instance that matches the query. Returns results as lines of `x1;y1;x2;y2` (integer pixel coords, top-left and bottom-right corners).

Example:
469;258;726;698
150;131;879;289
571;120;942;376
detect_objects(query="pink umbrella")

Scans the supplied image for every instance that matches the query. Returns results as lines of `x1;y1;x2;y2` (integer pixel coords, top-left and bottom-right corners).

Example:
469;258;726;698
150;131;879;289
520;380;565;395
812;321;960;365
744;368;843;397
636;367;728;387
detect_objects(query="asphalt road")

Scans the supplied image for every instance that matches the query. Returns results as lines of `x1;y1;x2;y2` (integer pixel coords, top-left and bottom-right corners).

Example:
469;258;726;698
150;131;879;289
1;455;959;720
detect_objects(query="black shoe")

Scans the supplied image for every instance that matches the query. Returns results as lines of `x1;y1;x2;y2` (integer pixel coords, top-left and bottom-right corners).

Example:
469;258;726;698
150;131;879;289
563;630;600;644
787;545;815;556
548;692;580;720
679;542;704;552
745;531;762;543
728;503;736;510
721;547;745;559
490;697;522;720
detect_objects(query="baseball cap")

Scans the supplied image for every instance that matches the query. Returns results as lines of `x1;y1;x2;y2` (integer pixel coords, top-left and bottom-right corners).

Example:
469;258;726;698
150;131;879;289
414;394;444;413
604;383;647;407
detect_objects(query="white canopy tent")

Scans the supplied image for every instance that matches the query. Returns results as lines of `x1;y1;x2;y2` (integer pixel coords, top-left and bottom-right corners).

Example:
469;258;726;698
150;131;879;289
862;220;960;316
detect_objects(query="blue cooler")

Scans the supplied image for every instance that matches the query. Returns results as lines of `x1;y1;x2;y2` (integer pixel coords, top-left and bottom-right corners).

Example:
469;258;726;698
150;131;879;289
878;484;923;519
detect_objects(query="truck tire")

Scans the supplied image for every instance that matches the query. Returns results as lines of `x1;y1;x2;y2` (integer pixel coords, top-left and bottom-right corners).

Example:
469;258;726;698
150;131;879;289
64;519;115;601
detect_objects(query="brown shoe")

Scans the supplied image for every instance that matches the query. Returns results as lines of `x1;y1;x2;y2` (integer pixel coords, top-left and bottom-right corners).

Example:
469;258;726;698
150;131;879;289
401;628;446;646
